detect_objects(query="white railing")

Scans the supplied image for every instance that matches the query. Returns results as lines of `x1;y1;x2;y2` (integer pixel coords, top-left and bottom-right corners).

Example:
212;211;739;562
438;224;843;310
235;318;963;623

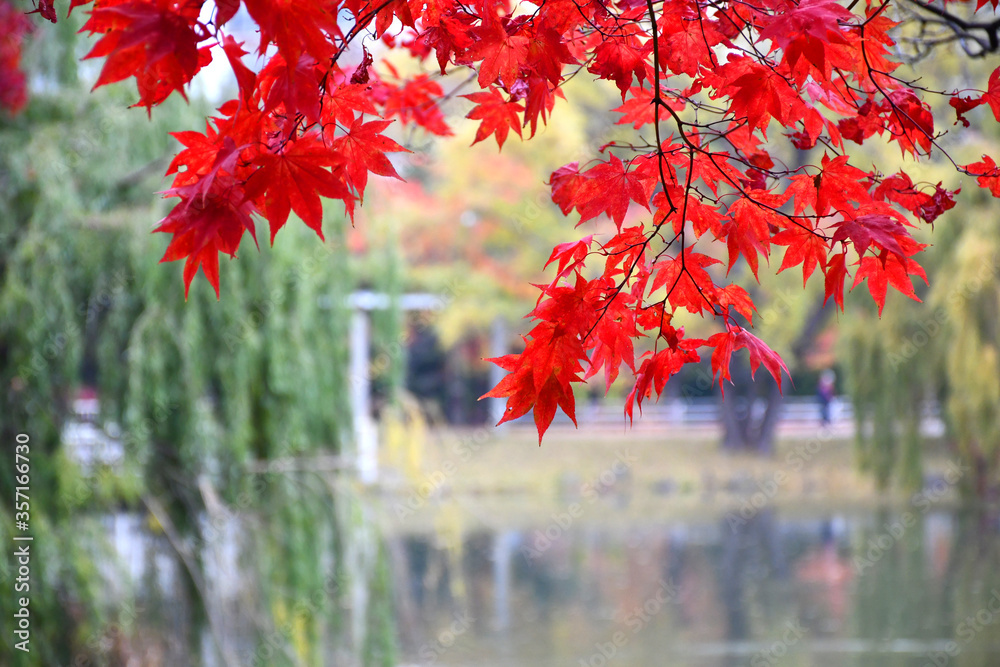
62;398;124;469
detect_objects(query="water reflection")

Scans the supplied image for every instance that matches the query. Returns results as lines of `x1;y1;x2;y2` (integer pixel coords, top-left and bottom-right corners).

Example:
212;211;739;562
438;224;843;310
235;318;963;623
384;507;1000;667
79;475;397;667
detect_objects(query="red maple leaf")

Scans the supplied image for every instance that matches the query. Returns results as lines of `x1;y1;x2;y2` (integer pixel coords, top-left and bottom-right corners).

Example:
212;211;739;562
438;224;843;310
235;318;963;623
717;284;756;323
584;291;641;391
982;67;1000;122
613;86;656;129
625;344;700;423
588;29;651;99
243;0;340;62
659;8;722;78
707;326;790;393
377;72;453;136
480;273;617;440
712;57;798;132
759;0;852;84
831;212;910;262
966;155;1000;198
471;20;529;88
330;118;409;200
651;249;722;316
787;154;870;217
155;174;258;298
325;83;379;127
851;251;927;316
462;89;524;149
258;53;325;123
917;184;957;224
772;223;829;286
421;10;477;74
482;351;580;442
554;154;657;228
686;197;725;239
220;36;258;107
544;235;594;282
166;123;226;187
950;95;982;127
885;89;934;156
838;98;886;145
550;162;588;217
525;24;578;85
872;171;927;212
27;0;57;22
244;131;354;240
374;0;416;36
81;0;207;111
602;226;649;281
519;75;561;138
723;194;786;279
823;251;849;311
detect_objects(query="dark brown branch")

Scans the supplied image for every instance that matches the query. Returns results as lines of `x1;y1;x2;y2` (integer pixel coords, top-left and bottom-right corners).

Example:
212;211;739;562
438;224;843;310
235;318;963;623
905;0;1000;55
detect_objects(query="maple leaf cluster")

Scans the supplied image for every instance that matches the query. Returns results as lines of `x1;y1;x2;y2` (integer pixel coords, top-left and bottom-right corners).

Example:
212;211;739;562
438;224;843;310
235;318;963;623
21;0;1000;441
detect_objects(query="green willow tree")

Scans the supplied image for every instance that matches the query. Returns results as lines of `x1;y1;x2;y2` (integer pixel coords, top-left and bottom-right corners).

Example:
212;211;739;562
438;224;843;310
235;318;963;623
841;177;1000;498
833;38;1000;500
1;18;396;667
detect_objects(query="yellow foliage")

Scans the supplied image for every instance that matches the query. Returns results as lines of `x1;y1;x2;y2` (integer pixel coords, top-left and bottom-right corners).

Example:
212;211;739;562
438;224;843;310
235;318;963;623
382;394;428;482
433;503;466;603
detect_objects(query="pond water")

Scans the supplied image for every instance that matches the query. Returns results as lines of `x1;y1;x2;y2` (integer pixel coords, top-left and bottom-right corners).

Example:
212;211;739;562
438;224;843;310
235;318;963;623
89;488;1000;666
382;506;1000;667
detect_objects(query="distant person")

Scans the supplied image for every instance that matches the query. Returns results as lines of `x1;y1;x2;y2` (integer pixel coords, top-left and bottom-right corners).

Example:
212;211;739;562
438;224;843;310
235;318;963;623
817;369;836;425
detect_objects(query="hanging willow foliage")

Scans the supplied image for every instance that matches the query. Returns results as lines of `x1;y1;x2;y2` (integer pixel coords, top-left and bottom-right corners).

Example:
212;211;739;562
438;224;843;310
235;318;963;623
840;186;1000;498
1;19;395;667
933;215;1000;499
840;308;929;492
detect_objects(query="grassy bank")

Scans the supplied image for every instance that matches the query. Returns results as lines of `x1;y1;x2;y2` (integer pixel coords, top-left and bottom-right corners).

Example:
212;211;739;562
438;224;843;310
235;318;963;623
370;423;959;533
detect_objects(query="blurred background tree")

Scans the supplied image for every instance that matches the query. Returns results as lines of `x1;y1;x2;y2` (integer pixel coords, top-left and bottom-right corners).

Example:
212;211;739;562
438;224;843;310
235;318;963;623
835;37;1000;499
0;11;395;666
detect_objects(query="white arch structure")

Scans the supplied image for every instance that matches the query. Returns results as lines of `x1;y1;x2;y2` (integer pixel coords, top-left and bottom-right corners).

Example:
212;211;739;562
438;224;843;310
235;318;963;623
341;290;508;484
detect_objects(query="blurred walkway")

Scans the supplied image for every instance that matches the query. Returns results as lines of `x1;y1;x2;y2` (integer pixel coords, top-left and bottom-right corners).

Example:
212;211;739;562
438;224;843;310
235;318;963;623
510;396;945;441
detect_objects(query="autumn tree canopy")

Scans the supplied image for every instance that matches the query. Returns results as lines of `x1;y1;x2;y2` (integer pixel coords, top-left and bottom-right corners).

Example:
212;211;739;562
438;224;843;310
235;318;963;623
10;0;1000;440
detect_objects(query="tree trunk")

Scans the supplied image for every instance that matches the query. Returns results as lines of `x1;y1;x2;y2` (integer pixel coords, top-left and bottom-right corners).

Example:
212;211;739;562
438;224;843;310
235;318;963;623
721;370;783;454
719;292;833;453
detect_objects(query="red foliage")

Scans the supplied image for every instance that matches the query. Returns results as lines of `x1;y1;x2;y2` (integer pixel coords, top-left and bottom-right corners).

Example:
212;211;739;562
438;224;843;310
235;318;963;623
462;89;523;149
0;0;33;114
20;0;1000;441
81;0;210;112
